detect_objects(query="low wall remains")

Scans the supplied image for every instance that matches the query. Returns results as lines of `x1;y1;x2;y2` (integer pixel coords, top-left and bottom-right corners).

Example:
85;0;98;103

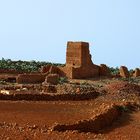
16;73;46;84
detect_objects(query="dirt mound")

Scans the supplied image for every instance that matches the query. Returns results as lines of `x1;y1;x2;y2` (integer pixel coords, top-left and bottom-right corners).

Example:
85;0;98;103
51;104;121;133
105;81;140;95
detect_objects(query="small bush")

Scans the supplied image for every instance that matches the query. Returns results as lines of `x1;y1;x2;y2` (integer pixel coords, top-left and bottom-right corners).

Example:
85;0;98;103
117;105;129;112
0;80;7;85
110;67;119;75
58;77;68;84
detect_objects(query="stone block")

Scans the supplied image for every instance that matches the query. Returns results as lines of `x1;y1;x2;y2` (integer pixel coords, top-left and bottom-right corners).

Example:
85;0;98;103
119;66;130;78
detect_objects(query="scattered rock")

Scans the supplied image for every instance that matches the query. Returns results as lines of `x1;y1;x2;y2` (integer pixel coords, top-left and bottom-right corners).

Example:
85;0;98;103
0;90;10;95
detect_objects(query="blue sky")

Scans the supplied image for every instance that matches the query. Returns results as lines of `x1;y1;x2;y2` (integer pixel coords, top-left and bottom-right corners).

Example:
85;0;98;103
0;0;140;69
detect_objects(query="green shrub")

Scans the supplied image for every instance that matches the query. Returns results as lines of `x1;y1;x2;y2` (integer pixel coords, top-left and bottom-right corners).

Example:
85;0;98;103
117;105;129;112
58;77;68;84
0;58;64;72
0;80;7;85
109;67;119;75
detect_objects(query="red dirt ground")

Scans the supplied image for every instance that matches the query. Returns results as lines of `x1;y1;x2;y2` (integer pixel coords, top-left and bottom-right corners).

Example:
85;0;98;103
0;100;139;140
0;80;140;140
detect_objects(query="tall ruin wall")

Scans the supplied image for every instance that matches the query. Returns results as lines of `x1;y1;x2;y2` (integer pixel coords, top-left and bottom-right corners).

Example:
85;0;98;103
62;41;100;79
66;42;93;67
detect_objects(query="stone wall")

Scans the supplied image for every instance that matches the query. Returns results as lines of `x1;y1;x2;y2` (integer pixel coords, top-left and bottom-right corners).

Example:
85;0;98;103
99;64;111;76
62;41;100;79
66;42;93;67
39;41;112;80
52;104;121;132
59;66;74;79
60;64;99;79
0;75;17;83
119;66;130;78
17;73;46;84
0;90;99;101
72;65;99;79
133;68;140;77
40;65;66;77
39;65;51;73
43;74;59;85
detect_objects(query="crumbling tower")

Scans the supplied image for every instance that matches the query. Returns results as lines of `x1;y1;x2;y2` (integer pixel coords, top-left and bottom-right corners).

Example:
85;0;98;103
60;41;99;79
66;42;93;67
40;41;106;79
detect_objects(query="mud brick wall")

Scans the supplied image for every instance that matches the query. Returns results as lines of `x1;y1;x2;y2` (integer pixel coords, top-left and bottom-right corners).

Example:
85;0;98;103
119;66;130;78
39;65;51;73
66;42;93;67
60;65;99;79
17;73;46;84
40;65;66;78
133;68;140;77
0;91;99;101
61;42;100;79
99;64;111;76
39;42;105;79
59;66;74;78
52;104;121;132
39;42;110;79
0;75;17;82
72;65;99;79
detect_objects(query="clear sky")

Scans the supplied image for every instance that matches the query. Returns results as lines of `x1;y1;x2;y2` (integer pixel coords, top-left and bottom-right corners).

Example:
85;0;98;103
0;0;140;69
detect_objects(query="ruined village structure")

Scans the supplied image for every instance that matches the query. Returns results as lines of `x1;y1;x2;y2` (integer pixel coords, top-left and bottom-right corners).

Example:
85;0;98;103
16;41;111;83
0;41;140;84
60;42;100;79
40;42;110;79
0;42;140;140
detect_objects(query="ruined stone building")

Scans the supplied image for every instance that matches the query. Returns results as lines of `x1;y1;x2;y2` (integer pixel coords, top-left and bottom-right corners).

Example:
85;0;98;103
1;41;139;84
40;41;110;79
59;42;99;78
16;41;111;83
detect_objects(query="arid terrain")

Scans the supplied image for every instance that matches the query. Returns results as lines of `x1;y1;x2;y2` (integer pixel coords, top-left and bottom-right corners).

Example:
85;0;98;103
0;77;140;140
0;42;140;139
